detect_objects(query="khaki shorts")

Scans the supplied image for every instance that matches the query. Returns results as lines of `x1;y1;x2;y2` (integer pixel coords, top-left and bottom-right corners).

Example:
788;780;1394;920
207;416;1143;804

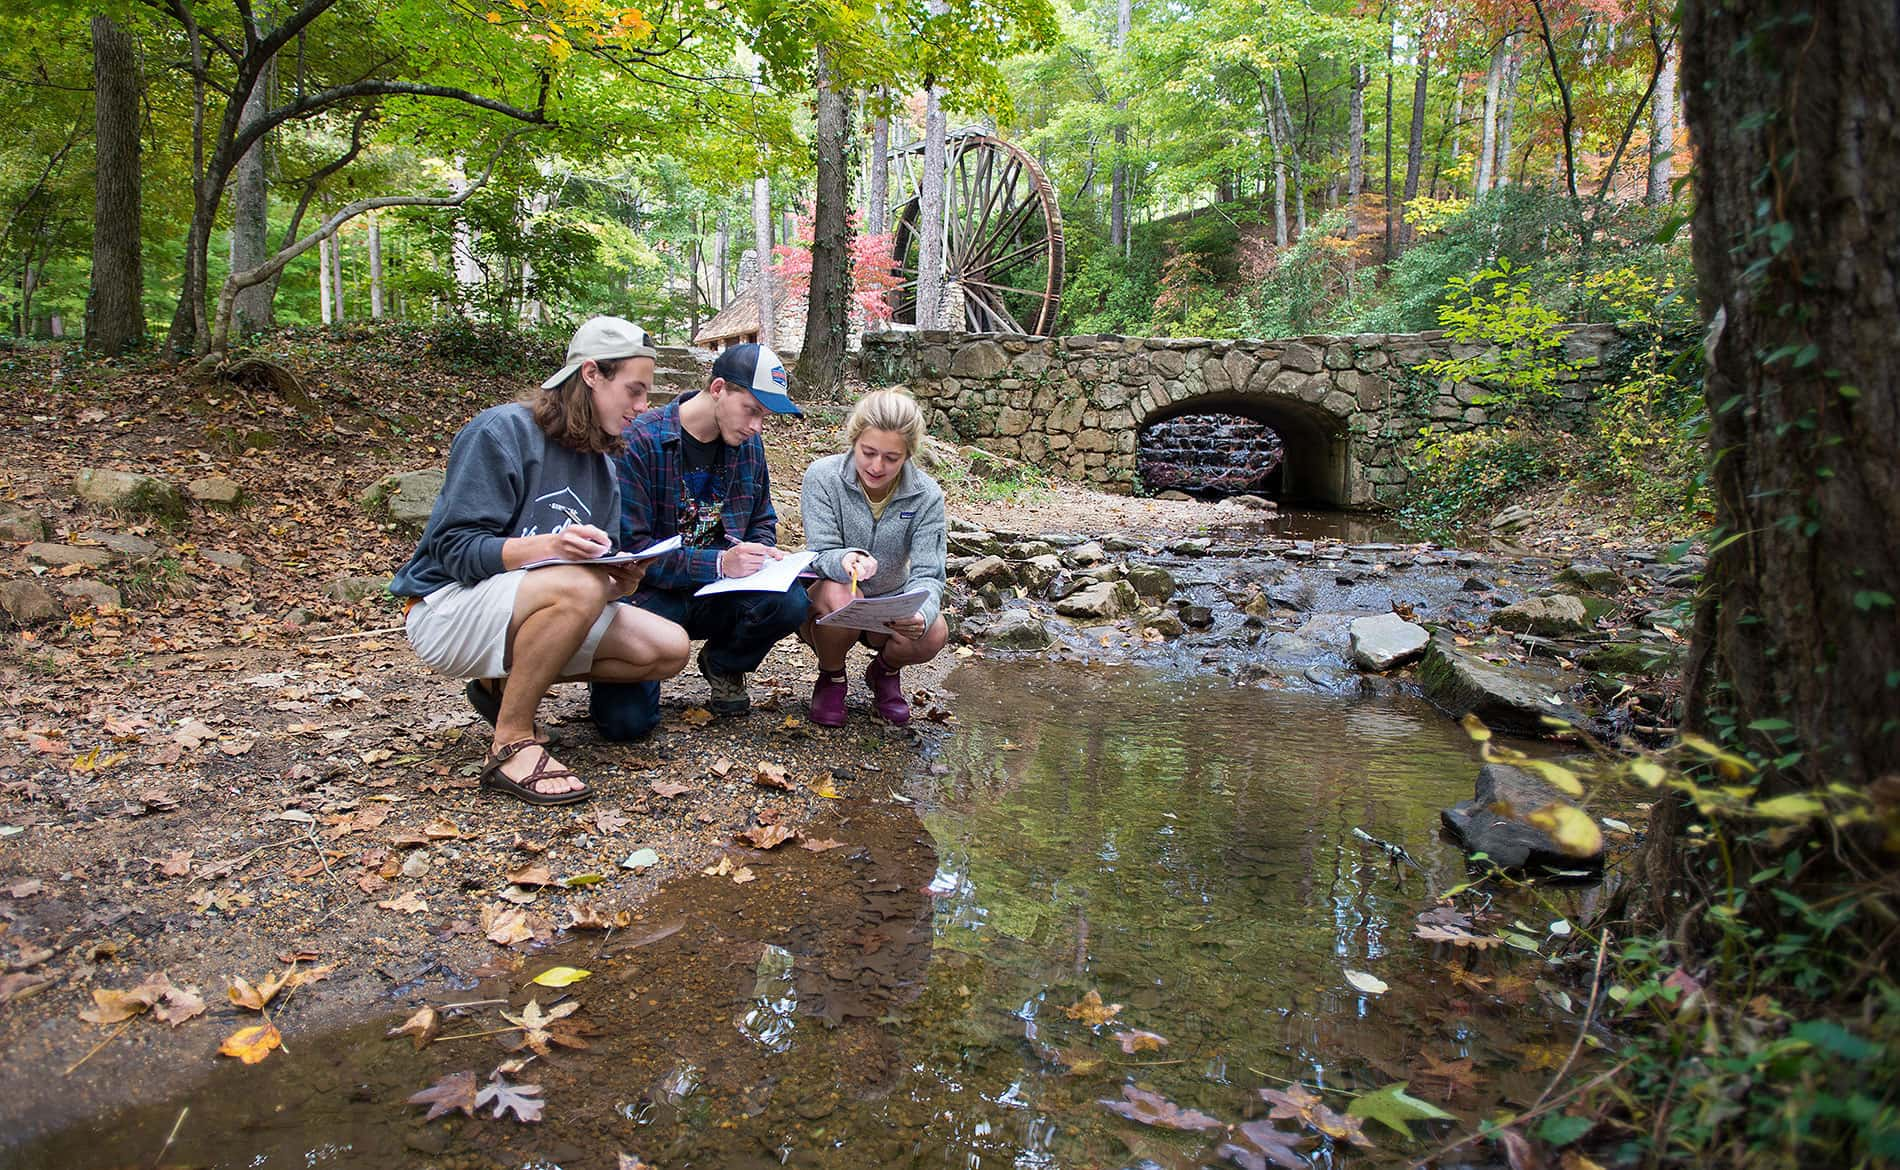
405;570;618;680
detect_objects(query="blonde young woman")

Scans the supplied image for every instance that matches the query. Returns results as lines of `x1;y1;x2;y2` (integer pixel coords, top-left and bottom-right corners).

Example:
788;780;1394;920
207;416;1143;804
800;390;949;726
390;317;690;805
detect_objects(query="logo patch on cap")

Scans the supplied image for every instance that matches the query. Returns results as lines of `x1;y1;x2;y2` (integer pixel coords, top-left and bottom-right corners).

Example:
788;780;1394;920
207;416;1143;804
770;365;788;390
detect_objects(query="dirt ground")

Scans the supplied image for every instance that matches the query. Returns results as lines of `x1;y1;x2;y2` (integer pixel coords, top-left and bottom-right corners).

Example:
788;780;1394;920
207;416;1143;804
0;333;1650;1147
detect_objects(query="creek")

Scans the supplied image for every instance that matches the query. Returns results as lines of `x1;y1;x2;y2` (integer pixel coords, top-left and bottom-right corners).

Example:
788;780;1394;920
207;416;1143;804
3;652;1596;1170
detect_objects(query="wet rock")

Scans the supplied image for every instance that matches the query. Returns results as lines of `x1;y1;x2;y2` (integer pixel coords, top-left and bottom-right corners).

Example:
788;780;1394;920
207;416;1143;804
1242;591;1275;620
1228;494;1276;510
1349;612;1430;671
1102;535;1144;553
984;608;1052;650
363;469;444;530
1137;608;1185;637
326;575;391;603
1006;539;1057;560
0;580;61;625
1492;594;1591;637
1055;580;1137;621
947;529;1001;557
974;584;1004;611
1167;537;1212;556
1578;639;1680;676
1264;579;1314;611
1014;554;1062;595
75;468;186;519
1461;576;1494;592
961;556;1016;591
1417;636;1591;737
1155;490;1193;501
58;580;122;611
1124;564;1175;601
1441;763;1603;871
1178;603;1214;628
185;475;244;509
0;507;45;541
25;542;113;569
1062;540;1106;568
1488;504;1536;534
1555;561;1623;593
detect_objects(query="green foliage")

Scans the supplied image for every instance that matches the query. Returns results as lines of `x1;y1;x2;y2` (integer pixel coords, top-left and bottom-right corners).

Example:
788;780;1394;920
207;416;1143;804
1417;258;1588;417
1062;230;1162;336
1396;427;1553;540
1247;209;1358;337
424;319;565;378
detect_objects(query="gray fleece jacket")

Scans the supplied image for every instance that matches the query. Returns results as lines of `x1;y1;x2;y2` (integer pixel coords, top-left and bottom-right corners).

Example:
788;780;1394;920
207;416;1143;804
800;452;947;628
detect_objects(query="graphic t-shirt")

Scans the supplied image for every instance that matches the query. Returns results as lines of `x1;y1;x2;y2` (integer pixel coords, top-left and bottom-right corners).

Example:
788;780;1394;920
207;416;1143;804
677;428;727;548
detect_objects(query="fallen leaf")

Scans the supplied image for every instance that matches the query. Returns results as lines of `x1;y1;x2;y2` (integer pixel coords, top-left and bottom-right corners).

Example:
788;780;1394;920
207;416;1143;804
501;998;583;1056
1344;969;1389;996
483;905;535;947
1346;1079;1457;1136
618;1155;655;1170
1097;1084;1223;1131
730;866;756;884
155;851;193;878
475;1073;545;1123
753;761;793;790
388;1005;439;1049
227;969;290;1011
560;872;605;888
1219;1118;1312;1170
709;757;733;777
379;891;428;914
408;1069;479;1120
1260;1083;1373;1147
567;902;631;931
679;707;714;726
79;974;171;1025
1415;923;1505;950
1413;1052;1484;1100
593;808;631;833
153;983;207;1027
738;823;798;850
621;848;660;871
530;966;591;988
7;879;43;898
422;817;463;840
807;771;841;798
1115;1029;1168;1053
1063;989;1123;1027
800;837;846;852
218;1021;282;1064
649;780;692;799
504;864;553;888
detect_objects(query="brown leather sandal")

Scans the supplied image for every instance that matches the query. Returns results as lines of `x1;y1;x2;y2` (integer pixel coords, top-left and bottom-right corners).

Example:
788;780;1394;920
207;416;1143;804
479;738;592;806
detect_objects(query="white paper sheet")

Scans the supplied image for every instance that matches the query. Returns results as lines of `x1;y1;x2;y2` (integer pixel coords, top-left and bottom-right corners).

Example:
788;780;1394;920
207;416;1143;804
814;588;930;634
693;549;817;596
520;534;681;571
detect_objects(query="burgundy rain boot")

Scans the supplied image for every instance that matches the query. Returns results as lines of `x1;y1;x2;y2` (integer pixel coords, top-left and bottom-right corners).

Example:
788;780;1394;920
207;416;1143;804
809;668;848;727
865;655;910;725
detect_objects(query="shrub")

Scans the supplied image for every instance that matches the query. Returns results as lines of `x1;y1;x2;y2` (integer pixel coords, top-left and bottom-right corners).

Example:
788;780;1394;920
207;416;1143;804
1397;427;1554;539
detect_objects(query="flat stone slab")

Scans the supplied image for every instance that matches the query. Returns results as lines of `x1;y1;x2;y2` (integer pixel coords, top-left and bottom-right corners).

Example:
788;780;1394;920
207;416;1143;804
0;580;61;624
984;608;1052;650
1349;612;1430;670
1441;762;1604;871
26;542;113;569
1491;594;1591;637
1055;579;1137;620
1417;636;1591;738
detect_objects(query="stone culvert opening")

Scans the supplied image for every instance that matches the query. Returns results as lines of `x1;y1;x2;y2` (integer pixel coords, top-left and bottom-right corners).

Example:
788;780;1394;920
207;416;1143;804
1137;397;1353;506
1137;413;1284;499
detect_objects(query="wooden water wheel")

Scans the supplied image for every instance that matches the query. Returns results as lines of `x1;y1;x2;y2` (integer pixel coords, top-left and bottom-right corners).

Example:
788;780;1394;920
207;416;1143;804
889;133;1064;335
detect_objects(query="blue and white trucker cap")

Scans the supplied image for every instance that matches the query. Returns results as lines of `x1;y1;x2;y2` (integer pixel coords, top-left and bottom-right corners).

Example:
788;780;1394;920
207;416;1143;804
709;343;799;415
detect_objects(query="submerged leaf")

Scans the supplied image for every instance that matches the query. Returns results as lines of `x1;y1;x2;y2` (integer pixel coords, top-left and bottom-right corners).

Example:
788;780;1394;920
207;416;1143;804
530;966;591;988
1096;1083;1223;1131
1063;988;1123;1027
388;1005;439;1049
218;1021;282;1064
1346;1080;1456;1136
475;1073;545;1122
408;1070;479;1120
1115;1029;1168;1053
1343;969;1389;996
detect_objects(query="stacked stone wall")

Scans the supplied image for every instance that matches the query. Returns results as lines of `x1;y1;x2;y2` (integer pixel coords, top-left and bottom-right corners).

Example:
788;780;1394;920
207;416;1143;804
1138;415;1284;495
858;325;1627;506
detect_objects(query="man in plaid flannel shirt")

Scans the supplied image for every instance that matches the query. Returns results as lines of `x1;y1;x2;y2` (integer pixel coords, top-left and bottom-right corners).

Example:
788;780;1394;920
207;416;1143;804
589;343;811;741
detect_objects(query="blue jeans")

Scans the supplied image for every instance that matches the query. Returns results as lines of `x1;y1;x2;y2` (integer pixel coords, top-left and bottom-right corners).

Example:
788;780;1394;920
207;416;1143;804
589;585;811;741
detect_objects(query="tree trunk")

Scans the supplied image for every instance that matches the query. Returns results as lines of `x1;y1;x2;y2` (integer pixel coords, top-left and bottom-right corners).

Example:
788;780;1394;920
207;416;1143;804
868;97;890;237
329;225;345;321
1400;31;1429;250
716;213;730;308
1439;76;1463;199
367;211;384;319
317;234;333;325
752;176;774;349
796;45;852;395
1682;0;1900;794
917;83;948;328
87;15;144;356
1261;79;1287;248
230;53;275;336
1495;45;1520;189
1272;70;1304;238
1347;64;1367;234
1647;39;1678;204
1476;39;1506;195
1109;0;1131;250
1382;25;1396;258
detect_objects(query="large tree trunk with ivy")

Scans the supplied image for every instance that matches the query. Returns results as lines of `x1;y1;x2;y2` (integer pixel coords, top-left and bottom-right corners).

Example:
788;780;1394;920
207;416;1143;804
796;45;851;397
87;15;144;356
1682;0;1899;795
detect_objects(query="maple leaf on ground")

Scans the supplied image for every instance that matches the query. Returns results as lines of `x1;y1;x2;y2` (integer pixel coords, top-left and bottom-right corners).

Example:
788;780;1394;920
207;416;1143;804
409;1069;479;1120
1346;1079;1457;1137
567;902;631;930
482;904;535;947
379;891;428;914
800;837;846;852
1063;989;1123;1027
227;969;289;1012
738;823;798;850
1097;1084;1224;1131
1115;1029;1168;1054
1413;1052;1484;1100
504;863;553;888
501;997;582;1056
79;972;178;1024
593;807;631;833
218;1020;282;1064
649;780;692;799
154;850;193;878
807;771;841;798
1259;1084;1373;1147
679;707;714;726
1219;1118;1312;1170
753;761;793;790
387;1005;439;1049
476;1073;545;1123
153;983;207;1027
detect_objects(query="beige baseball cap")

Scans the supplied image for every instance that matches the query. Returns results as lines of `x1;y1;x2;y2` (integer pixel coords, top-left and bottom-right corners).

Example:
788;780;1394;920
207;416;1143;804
541;316;658;389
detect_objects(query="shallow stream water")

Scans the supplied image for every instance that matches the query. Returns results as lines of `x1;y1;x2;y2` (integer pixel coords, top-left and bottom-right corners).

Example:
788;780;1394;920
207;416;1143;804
4;659;1590;1170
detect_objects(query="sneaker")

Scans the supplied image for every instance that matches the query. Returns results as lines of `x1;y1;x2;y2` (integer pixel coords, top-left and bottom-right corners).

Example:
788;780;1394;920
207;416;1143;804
699;649;750;717
865;655;910;725
809;669;847;727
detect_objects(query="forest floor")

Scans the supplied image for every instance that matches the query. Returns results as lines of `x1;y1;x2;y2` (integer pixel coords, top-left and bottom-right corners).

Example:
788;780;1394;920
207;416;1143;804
0;329;1670;1146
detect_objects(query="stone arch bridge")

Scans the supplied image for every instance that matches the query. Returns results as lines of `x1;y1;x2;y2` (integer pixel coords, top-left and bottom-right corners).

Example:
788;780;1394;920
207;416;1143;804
858;325;1626;507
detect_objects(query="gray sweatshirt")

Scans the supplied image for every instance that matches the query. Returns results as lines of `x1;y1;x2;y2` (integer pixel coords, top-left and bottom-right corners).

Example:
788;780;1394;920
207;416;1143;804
389;404;620;597
800;452;947;628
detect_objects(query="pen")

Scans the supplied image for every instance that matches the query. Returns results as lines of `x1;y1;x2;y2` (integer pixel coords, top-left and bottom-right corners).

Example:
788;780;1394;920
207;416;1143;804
550;503;610;554
849;563;859;597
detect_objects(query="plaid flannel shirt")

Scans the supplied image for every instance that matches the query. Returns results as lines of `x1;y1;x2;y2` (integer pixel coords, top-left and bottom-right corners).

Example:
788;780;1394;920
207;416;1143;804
612;391;780;591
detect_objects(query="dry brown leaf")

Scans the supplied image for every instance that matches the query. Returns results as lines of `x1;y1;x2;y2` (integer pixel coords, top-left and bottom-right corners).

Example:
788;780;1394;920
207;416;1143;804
482;904;534;948
808;771;841;798
504;864;553;888
567;902;631;931
227;969;290;1012
753;761;793;790
709;757;733;777
153;983;207;1027
1063;989;1123;1027
738;823;798;850
387;1005;439;1049
593;808;630;834
422;817;462;839
800;837;847;852
154;851;193;878
679;707;714;726
378;891;428;914
1115;1029;1169;1053
649;780;693;799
